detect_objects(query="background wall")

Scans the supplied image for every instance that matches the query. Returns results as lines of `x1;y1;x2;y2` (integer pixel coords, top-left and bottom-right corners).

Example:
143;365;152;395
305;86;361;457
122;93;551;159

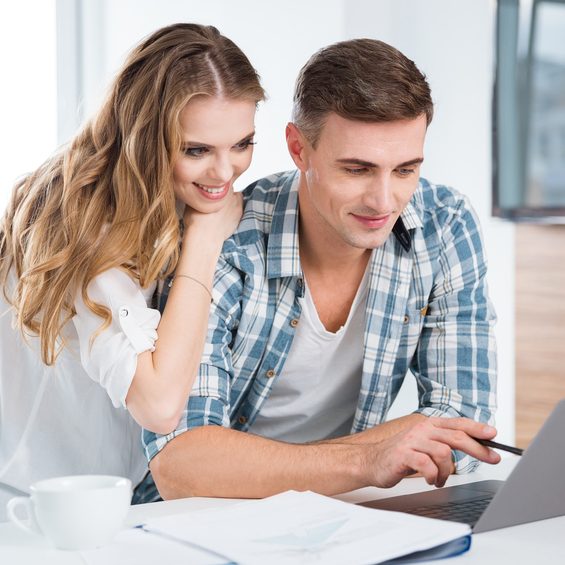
0;1;57;214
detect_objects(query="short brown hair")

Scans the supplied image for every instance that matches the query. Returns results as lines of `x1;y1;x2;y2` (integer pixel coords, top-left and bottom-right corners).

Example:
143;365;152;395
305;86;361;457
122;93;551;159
292;38;433;146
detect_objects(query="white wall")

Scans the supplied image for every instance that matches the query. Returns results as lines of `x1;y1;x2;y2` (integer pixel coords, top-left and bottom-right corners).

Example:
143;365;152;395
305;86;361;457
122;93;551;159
77;0;515;441
0;1;57;214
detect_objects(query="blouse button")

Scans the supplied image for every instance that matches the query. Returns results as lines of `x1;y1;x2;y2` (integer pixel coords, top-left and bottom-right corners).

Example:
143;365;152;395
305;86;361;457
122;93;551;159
120;308;129;318
265;369;276;378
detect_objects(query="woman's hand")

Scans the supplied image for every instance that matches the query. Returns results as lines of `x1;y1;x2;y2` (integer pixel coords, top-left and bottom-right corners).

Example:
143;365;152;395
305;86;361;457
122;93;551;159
182;190;243;247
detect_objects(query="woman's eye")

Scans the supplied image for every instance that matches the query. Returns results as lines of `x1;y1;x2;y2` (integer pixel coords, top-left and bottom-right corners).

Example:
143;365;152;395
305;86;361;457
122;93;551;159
183;147;209;158
234;139;256;151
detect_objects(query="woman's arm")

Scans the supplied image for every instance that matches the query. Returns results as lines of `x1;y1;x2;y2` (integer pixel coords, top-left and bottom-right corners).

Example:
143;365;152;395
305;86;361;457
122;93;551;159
126;193;242;434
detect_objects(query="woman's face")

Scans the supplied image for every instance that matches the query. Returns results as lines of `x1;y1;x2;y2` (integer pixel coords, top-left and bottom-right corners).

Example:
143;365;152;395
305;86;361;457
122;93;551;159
172;95;257;213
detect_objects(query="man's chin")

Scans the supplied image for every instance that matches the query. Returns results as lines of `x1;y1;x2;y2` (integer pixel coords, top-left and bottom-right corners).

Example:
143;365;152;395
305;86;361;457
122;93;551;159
342;229;394;250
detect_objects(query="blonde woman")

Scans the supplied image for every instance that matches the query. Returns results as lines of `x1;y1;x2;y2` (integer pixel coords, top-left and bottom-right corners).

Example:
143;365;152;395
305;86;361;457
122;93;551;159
0;23;265;515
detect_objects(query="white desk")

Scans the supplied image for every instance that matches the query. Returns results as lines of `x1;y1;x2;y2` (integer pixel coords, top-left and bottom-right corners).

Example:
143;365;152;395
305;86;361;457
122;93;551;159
1;454;564;564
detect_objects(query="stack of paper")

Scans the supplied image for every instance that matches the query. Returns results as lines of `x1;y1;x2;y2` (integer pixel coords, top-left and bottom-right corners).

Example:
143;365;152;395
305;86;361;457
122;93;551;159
82;490;471;565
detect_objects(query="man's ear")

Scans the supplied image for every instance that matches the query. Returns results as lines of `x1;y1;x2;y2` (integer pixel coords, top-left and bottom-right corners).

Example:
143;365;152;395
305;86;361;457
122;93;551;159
286;123;309;171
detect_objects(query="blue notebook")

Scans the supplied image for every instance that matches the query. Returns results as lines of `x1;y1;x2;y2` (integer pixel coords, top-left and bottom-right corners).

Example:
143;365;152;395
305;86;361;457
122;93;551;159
384;535;472;563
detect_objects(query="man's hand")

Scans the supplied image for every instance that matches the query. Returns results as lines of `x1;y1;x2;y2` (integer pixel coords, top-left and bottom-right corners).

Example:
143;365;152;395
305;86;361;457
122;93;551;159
361;417;501;489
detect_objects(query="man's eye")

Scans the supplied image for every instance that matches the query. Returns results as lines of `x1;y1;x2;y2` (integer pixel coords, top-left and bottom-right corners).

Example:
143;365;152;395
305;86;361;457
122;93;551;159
183;147;209;158
345;167;368;176
397;168;415;177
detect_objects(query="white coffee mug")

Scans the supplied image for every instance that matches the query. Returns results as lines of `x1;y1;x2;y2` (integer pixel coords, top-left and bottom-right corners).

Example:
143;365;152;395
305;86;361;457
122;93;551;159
6;475;132;550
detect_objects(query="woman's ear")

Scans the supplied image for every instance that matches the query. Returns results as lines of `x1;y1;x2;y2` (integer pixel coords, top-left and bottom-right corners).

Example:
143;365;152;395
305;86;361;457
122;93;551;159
285;123;309;172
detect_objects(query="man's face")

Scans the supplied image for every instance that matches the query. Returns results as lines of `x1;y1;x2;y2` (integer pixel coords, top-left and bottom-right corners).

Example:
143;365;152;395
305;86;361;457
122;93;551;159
294;113;427;252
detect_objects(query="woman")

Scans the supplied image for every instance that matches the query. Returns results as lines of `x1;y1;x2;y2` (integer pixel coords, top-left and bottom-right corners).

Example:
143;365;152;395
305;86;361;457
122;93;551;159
0;23;265;516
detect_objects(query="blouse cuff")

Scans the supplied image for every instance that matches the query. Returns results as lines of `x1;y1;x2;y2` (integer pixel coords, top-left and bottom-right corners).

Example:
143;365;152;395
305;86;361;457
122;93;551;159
117;304;160;354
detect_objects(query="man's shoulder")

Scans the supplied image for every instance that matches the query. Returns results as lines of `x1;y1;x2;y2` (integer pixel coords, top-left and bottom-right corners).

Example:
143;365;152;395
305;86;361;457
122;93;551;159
415;178;477;230
230;170;298;246
417;177;469;212
242;170;297;199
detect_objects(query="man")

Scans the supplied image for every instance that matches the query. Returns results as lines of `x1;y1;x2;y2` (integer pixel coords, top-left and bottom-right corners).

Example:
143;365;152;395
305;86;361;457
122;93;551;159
144;38;499;499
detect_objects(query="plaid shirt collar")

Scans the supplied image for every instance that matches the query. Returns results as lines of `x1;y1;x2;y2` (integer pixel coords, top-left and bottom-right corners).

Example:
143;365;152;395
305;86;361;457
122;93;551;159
266;169;423;280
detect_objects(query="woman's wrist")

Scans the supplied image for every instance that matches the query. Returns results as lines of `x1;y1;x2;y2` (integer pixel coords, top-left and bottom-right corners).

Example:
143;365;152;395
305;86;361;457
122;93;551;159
182;225;224;255
169;274;213;302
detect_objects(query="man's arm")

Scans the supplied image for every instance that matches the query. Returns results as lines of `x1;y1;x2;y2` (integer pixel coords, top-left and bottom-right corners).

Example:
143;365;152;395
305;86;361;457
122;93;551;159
411;190;497;472
150;416;500;500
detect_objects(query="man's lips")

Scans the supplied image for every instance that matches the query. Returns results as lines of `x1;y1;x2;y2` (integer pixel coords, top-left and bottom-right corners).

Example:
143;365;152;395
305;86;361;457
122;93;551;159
351;213;391;229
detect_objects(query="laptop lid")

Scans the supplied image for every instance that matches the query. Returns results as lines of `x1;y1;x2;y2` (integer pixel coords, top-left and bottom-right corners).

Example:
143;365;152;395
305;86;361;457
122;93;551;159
360;399;565;533
474;398;565;532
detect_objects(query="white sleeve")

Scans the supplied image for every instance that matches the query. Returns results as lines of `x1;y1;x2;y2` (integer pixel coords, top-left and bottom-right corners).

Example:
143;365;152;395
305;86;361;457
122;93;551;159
72;268;161;409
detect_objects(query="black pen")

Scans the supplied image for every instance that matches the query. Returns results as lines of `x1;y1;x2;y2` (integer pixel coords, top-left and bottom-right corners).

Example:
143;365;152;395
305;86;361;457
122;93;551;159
477;438;524;456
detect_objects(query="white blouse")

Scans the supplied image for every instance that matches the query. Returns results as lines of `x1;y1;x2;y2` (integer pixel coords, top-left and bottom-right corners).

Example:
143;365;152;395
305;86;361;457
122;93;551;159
0;268;160;521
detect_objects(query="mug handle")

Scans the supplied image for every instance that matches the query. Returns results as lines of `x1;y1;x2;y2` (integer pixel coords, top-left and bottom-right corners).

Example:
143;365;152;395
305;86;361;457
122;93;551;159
6;497;41;536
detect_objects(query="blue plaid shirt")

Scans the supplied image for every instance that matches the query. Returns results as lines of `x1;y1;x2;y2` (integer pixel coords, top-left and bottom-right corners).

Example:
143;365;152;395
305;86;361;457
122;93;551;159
144;170;497;474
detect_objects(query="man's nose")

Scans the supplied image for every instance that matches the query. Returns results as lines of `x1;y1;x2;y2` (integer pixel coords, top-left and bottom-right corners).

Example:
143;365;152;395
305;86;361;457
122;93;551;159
364;174;394;212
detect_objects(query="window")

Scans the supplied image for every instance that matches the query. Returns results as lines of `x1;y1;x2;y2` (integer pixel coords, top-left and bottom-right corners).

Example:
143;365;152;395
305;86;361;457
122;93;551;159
494;0;565;219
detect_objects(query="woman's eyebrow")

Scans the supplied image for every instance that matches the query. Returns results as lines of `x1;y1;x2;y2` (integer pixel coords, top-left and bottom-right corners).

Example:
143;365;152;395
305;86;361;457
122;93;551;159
181;131;256;148
235;131;256;143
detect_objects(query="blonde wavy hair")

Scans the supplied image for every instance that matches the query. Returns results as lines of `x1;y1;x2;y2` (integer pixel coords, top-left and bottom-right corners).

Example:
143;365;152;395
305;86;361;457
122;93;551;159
0;23;265;365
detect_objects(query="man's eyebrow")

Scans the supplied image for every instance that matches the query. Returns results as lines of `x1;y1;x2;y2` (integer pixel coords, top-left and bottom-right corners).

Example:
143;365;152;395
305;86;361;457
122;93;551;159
335;157;424;168
396;157;424;167
336;158;377;168
181;131;256;148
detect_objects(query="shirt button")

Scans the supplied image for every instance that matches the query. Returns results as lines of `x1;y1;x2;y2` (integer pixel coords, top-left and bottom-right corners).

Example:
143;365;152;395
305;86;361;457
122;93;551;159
290;319;299;328
238;415;247;425
403;315;409;323
120;308;129;318
265;369;276;378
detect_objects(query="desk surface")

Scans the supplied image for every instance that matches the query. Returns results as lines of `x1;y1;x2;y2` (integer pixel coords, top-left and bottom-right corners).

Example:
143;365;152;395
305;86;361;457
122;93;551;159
1;454;564;564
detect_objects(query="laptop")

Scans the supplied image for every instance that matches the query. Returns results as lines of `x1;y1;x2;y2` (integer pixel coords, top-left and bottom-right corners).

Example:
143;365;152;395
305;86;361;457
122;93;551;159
360;399;565;533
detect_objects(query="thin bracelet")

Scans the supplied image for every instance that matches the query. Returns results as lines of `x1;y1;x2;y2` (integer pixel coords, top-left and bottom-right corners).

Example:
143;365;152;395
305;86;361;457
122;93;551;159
169;274;213;303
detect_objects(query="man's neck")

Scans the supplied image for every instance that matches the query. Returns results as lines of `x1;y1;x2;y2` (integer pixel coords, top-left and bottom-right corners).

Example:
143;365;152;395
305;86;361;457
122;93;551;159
297;182;372;332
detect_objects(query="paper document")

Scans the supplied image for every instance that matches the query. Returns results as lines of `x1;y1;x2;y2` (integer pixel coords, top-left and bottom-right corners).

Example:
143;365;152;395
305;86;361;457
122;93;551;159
81;527;227;565
137;490;470;564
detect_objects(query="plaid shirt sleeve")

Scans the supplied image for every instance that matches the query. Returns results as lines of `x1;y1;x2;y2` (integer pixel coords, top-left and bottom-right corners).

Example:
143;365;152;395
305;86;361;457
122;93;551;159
142;252;243;461
412;194;497;474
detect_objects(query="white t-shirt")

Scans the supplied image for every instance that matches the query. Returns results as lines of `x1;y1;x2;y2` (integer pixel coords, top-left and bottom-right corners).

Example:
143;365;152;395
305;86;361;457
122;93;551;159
249;271;369;443
0;268;160;521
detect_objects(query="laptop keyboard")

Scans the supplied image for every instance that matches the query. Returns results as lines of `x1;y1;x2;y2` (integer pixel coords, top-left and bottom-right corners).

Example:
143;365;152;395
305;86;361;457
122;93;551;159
406;496;492;525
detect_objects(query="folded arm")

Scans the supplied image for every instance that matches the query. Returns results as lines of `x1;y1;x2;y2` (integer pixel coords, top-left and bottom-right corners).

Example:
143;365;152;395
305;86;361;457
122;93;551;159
150;417;500;500
125;195;242;433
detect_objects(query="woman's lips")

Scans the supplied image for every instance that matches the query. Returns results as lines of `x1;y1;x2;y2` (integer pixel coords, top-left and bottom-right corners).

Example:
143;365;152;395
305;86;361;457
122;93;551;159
193;181;230;201
351;213;391;229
